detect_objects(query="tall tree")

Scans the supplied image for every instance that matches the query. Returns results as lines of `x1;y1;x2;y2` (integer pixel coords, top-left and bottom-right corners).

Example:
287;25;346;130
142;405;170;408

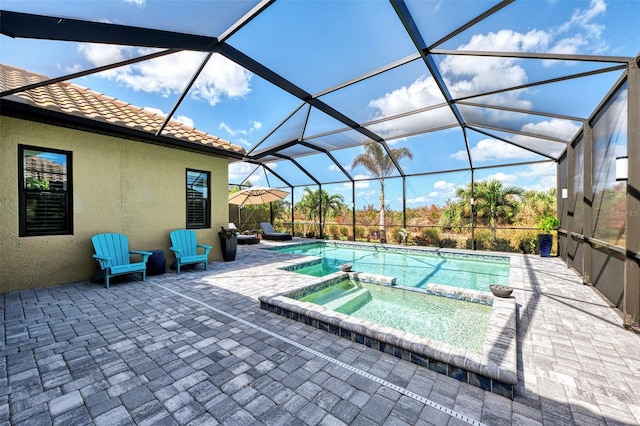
439;180;524;239
519;188;557;223
351;143;413;242
296;187;345;235
474;180;524;240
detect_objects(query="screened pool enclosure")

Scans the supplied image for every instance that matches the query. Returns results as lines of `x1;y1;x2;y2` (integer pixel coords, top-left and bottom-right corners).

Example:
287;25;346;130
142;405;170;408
1;1;638;325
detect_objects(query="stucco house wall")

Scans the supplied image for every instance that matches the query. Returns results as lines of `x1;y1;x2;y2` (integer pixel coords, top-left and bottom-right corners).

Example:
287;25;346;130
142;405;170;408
1;115;230;292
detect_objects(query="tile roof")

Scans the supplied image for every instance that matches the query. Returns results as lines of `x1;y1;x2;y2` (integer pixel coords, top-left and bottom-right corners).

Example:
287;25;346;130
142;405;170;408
0;64;245;155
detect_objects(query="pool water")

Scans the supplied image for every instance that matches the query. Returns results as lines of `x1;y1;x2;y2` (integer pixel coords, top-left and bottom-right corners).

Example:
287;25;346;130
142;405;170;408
297;280;490;352
275;243;509;292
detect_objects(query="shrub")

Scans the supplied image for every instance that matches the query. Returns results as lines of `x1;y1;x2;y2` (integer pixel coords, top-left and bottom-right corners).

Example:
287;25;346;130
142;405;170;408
413;229;441;247
340;226;349;237
439;238;458;249
422;228;441;245
464;230;492;251
465;238;486;250
519;237;538;254
355;226;365;239
491;238;516;252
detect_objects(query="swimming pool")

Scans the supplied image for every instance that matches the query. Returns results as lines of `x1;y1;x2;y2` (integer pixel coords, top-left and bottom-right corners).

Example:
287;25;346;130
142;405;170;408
269;242;510;292
296;279;491;352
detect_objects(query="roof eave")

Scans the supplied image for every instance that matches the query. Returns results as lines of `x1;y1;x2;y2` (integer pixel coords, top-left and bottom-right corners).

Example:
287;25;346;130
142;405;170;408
0;98;247;161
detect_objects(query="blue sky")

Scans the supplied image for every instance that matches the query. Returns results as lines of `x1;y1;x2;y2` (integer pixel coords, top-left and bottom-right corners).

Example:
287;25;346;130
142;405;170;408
2;0;638;209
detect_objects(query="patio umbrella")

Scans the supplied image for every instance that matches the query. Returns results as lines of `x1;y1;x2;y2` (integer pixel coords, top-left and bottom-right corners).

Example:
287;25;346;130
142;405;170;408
228;187;290;227
228;187;290;208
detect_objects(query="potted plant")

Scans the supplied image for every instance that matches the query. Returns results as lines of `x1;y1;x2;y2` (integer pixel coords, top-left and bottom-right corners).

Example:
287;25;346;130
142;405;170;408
537;215;559;257
218;226;239;261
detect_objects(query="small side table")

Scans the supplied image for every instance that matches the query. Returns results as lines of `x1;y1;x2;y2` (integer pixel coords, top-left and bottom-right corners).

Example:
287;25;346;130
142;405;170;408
147;250;166;276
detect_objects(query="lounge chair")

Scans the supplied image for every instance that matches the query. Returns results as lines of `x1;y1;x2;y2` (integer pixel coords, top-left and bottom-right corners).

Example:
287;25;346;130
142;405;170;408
259;222;292;241
91;233;152;289
169;229;212;274
229;223;260;245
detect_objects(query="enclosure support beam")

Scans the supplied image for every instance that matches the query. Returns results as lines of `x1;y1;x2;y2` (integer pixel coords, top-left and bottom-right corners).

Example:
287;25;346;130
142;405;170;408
402;177;407;232
352;183;356;242
291;187;295;236
565;144;575;267
318;183;323;240
470;169;475;251
624;58;640;328
582;124;593;284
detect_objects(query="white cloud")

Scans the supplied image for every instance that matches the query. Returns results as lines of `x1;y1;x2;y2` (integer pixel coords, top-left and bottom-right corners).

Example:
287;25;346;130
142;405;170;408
228;161;252;181
406;180;459;205
235;138;252;148
451;138;535;162
78;44;129;68
337;176;371;192
515;162;557;191
122;0;145;6
228;161;263;186
365;26;553;133
433;180;454;190
406;196;430;204
365;76;456;137
548;34;588;56
140;107;195;128
431;180;458;199
368;75;445;117
440;29;550;100
219;122;234;135
264;161;279;170
142;106;165;117
547;0;607;59
356;190;376;199
219;121;262;137
62;63;83;74
77;46;252;106
481;172;518;184
352;174;372;189
559;0;606;34
174;115;194;128
520;118;580;141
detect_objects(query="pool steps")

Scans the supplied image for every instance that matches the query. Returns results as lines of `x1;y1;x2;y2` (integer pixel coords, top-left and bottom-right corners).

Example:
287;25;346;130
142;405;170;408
325;287;371;314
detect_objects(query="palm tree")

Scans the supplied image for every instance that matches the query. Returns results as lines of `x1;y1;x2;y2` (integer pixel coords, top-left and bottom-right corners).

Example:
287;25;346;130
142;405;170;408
296;187;345;236
474;180;524;240
439;180;524;239
522;188;557;219
438;197;471;231
351;143;413;242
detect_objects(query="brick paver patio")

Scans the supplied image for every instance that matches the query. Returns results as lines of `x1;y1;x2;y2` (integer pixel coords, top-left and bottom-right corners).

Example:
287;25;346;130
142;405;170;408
2;241;639;425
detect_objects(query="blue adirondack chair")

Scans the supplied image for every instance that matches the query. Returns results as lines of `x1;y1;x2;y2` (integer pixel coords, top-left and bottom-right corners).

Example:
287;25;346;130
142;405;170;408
169;230;212;274
91;233;152;289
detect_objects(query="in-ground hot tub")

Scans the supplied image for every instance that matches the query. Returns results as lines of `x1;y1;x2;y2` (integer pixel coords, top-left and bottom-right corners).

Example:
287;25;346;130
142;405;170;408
259;271;517;399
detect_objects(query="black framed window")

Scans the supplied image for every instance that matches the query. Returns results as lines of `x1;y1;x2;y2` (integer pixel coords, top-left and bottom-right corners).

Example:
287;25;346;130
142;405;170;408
18;145;73;236
186;169;210;228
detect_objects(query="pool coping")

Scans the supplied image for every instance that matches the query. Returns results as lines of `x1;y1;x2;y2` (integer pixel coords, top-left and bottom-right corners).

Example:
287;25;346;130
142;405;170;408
263;240;512;265
259;268;517;399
